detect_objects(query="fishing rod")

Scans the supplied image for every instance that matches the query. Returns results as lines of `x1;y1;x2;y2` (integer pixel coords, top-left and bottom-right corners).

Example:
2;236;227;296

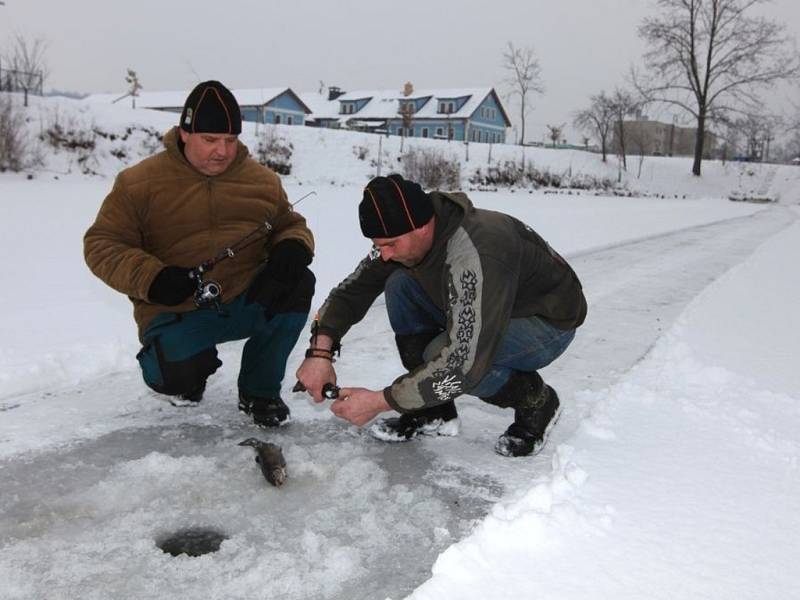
189;191;318;310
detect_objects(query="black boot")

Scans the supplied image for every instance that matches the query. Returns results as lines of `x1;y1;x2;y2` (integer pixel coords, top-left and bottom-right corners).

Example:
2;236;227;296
482;371;561;457
369;401;459;442
369;331;460;442
169;381;207;407
238;392;291;427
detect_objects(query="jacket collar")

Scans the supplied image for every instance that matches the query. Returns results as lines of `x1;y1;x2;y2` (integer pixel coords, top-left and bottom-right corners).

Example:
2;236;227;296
162;126;250;177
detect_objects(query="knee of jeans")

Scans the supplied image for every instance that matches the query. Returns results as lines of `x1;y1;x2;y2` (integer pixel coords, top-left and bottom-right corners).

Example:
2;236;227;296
384;269;417;299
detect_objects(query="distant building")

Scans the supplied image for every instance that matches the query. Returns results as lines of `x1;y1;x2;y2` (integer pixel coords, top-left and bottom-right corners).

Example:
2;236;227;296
84;87;311;126
610;118;718;158
303;84;511;144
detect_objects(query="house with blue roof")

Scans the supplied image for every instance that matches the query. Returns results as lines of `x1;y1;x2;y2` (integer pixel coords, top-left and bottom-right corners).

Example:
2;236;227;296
85;87;311;126
303;84;511;143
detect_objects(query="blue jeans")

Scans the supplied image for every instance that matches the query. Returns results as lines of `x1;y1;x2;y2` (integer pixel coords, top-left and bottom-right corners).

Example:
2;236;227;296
384;270;575;398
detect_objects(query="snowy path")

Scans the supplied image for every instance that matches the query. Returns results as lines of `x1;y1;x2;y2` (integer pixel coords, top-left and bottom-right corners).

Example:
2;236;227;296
0;206;794;600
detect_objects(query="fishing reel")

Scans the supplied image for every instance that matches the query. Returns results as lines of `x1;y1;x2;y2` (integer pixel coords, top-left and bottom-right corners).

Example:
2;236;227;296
194;277;223;308
291;381;340;399
188;266;224;311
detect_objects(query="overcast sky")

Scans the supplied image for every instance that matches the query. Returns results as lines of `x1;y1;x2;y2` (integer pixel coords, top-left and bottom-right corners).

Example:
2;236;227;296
2;0;798;143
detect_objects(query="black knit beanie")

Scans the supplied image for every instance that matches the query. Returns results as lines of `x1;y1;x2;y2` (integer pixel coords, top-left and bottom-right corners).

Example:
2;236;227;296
359;174;434;238
179;80;242;134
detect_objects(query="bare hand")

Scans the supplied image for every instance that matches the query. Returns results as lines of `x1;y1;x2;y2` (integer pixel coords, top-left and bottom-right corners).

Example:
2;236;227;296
330;387;391;426
295;358;337;403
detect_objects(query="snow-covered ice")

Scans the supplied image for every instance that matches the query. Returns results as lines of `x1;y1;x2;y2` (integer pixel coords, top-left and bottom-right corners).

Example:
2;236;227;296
1;95;799;599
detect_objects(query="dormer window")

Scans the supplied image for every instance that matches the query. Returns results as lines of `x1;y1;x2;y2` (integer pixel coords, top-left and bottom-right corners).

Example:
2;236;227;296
398;101;415;114
340;102;356;115
438;101;456;114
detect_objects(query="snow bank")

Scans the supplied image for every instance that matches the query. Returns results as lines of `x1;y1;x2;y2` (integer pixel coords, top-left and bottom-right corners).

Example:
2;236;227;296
408;209;800;600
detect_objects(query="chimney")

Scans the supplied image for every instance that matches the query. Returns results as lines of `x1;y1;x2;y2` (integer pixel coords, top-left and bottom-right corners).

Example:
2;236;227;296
328;86;345;101
403;81;414;97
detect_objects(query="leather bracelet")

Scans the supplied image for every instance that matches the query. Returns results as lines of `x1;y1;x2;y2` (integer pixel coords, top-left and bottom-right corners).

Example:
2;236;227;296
305;348;335;361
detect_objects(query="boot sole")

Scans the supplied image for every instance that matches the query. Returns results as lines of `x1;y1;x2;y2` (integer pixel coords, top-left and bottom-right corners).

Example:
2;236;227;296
369;417;461;443
169;397;201;408
254;415;292;428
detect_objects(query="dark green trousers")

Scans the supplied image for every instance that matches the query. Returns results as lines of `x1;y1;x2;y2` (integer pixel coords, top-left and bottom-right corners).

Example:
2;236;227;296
137;290;308;399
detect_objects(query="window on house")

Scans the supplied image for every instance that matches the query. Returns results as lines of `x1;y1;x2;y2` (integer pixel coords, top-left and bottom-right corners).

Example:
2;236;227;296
287;116;293;125
436;127;444;137
274;115;281;124
422;127;429;138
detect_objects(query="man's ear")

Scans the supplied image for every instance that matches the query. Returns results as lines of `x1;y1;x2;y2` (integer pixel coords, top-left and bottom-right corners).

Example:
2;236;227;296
179;128;189;143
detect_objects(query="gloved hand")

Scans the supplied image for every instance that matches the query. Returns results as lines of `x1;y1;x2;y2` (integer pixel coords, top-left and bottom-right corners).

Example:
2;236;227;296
148;266;196;306
265;239;312;282
245;239;311;309
246;267;315;320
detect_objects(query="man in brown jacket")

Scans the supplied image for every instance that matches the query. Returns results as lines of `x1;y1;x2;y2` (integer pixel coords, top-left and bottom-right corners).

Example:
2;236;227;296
296;174;585;456
84;81;315;427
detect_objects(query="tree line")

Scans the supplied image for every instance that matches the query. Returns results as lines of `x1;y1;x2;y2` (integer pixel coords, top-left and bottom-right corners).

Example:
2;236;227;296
505;0;799;176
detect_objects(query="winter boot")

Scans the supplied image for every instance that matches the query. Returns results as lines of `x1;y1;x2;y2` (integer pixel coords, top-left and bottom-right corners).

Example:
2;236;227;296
238;392;291;427
369;402;460;442
369;332;460;442
169;381;207;407
482;371;561;457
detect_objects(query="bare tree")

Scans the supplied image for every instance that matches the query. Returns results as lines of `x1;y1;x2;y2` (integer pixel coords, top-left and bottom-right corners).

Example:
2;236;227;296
546;123;565;148
2;34;48;106
502;42;544;146
608;88;641;171
573;91;616;162
125;69;142;109
112;68;143;108
398;102;413;153
636;0;800;176
787;98;800;159
736;112;781;160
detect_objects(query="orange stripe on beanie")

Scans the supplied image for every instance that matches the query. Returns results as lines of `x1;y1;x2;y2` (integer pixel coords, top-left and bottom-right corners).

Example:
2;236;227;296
180;80;242;135
358;174;433;238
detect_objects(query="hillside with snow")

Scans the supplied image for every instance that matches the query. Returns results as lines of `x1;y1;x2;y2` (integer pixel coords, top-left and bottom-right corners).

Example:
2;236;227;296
8;93;797;202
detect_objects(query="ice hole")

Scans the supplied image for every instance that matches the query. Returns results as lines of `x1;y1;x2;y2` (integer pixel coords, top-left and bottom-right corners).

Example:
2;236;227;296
156;527;228;557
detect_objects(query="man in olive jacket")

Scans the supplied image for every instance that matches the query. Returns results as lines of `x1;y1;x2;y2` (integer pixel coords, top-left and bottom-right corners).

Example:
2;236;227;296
296;174;585;456
84;81;314;427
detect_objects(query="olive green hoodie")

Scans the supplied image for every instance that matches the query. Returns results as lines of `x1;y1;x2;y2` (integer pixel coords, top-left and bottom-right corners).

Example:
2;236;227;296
316;191;585;412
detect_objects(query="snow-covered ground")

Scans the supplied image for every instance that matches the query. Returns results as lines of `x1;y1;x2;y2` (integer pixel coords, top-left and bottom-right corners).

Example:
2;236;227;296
1;95;799;599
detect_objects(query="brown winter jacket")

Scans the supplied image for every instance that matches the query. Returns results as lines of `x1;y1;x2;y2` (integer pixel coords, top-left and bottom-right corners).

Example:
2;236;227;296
84;127;314;341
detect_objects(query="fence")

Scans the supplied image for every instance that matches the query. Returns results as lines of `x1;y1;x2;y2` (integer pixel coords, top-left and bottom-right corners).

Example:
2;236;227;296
0;64;44;95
